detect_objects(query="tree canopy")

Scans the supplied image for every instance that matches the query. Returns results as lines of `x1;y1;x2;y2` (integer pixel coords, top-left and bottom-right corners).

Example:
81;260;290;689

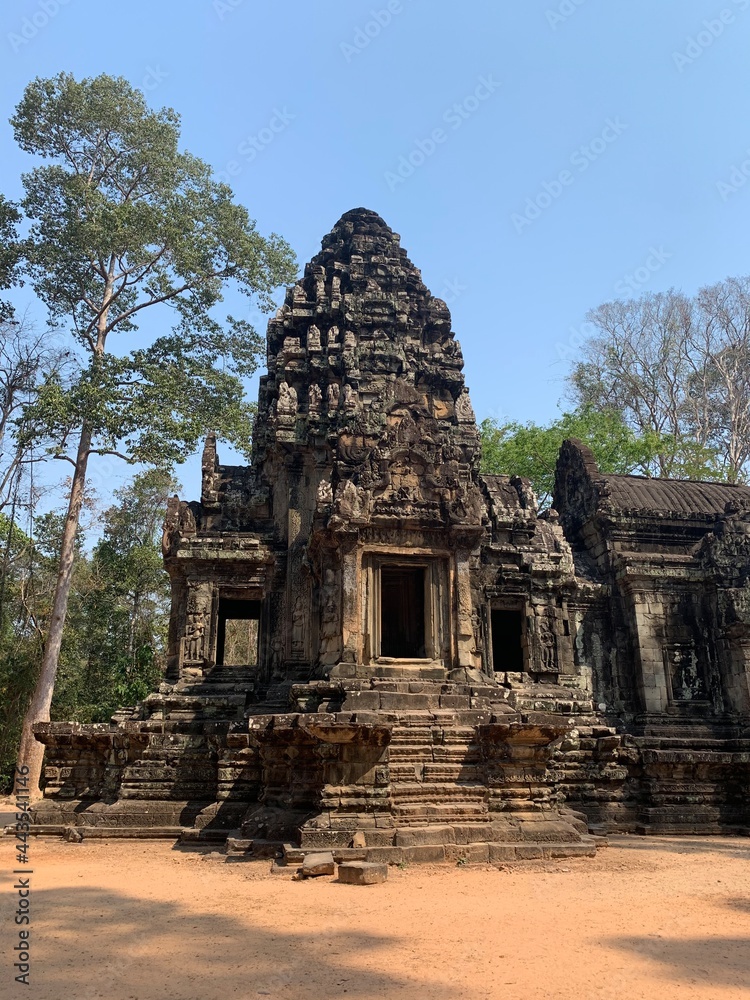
0;196;21;321
9;71;297;795
570;281;750;482
13;72;296;467
480;406;665;507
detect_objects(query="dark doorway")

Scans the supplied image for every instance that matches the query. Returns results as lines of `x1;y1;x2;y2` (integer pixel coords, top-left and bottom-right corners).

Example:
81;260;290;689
217;598;261;666
380;566;425;658
492;609;525;672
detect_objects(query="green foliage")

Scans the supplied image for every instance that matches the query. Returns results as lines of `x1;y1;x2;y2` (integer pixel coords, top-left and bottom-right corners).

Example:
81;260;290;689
51;470;176;724
12;72;297;465
0;514;40;791
0;471;175;790
0;196;21;320
480;406;670;507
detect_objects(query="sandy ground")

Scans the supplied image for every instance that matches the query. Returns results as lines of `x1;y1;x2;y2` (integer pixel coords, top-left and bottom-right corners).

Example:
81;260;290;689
3;832;750;1000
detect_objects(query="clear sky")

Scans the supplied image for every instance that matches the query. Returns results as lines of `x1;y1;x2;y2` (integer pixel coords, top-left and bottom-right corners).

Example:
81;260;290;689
1;0;750;505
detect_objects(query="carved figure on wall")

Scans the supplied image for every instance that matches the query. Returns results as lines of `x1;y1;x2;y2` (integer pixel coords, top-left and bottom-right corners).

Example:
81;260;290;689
307;325;321;352
327;383;340;413
308;383;322;415
184;589;212;664
321;569;338;634
538;615;557;672
277;381;298;420
291;593;305;657
333;479;370;521
342;383;358;412
316;478;333;508
455;390;475;423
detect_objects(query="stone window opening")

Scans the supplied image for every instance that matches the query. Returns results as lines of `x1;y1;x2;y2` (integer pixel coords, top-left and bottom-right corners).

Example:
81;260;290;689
216;598;261;667
380;565;426;658
491;608;526;674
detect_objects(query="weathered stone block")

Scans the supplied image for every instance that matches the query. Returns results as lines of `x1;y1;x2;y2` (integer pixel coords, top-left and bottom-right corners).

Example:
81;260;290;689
445;843;490;863
395;825;456;847
489;844;517;862
302;852;335;877
338;862;388;885
518;820;579;843
514;844;544;860
401;845;445;864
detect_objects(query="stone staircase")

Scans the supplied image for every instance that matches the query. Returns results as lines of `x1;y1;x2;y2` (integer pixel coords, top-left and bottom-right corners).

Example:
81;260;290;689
388;723;488;824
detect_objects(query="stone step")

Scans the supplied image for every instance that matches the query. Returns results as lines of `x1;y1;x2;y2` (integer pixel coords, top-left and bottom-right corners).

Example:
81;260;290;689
392;803;488;821
23;825;185;839
390;782;488;803
389;728;434;744
388;746;438;763
422;763;483;782
362;841;597;864
389;763;420;780
225;837;284;860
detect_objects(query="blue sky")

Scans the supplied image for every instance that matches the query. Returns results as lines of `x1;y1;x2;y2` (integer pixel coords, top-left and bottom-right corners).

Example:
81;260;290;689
2;0;750;505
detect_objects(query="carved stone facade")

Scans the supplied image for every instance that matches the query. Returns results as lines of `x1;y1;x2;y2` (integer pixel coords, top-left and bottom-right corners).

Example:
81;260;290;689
32;209;750;857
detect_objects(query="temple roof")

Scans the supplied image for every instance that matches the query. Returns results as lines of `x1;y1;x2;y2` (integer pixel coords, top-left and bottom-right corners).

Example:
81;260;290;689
601;474;750;517
554;439;750;523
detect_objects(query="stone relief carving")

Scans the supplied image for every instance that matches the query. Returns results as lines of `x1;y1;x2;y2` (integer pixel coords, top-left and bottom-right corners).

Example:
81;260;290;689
307;324;321;352
327;383;340;414
276;381;298;430
455;390;475;424
308;383;322;415
184;589;212;663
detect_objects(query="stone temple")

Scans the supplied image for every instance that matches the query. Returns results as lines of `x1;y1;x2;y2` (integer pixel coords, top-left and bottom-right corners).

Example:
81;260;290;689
33;208;750;862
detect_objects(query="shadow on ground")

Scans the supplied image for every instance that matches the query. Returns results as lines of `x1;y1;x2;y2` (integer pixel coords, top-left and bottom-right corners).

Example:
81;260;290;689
607;935;750;990
32;885;452;1000
607;893;750;993
609;835;750;859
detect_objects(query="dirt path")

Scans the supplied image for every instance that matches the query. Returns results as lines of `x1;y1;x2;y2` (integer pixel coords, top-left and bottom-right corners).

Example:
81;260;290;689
3;834;750;999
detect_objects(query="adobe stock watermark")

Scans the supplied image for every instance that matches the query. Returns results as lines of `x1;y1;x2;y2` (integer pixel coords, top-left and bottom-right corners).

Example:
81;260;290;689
716;146;750;200
141;65;168;93
546;0;588;31
384;75;500;192
7;0;72;53
510;117;628;235
672;0;748;71
213;0;245;20
613;246;672;298
438;277;468;305
555;246;672;360
215;107;296;186
341;0;414;62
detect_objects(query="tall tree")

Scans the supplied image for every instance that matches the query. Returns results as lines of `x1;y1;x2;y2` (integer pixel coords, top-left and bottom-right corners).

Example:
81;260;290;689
569;289;731;480
691;277;750;481
480;406;664;508
0;318;69;513
0;194;21;320
12;73;297;796
91;469;176;692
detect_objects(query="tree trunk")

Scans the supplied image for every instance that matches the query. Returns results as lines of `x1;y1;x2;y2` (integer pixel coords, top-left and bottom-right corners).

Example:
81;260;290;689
14;422;92;798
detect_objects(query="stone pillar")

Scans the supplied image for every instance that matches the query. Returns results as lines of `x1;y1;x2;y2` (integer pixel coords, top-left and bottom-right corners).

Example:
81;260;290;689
628;587;669;714
340;537;360;663
455;550;475;669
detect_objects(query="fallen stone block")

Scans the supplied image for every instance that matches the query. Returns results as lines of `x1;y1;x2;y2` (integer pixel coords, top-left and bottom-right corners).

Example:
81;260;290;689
301;852;336;877
338;862;388;885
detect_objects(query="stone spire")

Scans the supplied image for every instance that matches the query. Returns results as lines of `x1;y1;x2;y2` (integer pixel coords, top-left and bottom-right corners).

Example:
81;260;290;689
252;207;482;529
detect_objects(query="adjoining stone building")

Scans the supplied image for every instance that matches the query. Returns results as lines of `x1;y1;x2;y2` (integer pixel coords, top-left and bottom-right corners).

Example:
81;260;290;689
33;209;750;861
